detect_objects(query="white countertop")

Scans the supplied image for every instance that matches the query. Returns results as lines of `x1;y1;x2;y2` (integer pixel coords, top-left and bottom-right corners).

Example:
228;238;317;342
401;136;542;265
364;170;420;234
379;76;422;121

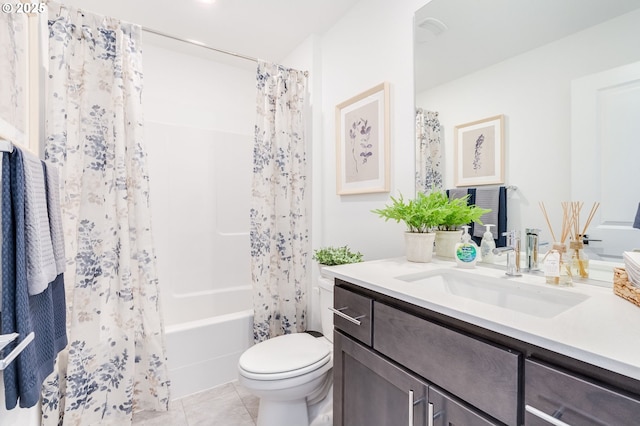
324;257;640;382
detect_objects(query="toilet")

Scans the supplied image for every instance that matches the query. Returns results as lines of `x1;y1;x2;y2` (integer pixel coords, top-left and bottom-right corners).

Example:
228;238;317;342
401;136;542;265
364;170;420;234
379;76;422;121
238;277;335;426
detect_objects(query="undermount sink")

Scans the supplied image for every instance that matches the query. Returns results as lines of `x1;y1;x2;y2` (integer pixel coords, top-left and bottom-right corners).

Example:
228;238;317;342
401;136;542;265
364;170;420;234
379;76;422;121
396;270;589;318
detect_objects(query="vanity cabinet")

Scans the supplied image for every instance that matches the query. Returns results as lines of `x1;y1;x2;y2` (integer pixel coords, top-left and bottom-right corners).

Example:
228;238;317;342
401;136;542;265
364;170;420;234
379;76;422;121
333;282;507;425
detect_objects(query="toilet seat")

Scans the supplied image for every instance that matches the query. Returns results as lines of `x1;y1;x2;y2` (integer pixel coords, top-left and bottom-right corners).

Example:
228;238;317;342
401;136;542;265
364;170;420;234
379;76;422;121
239;333;331;381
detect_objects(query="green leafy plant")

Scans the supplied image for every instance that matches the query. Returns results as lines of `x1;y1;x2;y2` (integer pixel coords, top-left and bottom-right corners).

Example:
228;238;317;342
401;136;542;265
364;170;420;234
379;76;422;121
437;194;491;231
371;190;491;232
312;245;364;266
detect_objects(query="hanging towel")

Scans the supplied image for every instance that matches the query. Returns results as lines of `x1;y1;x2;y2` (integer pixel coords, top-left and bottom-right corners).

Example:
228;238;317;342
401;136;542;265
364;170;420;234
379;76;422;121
43;162;67;354
448;188;469;200
44;162;66;275
23;150;57;295
1;149;41;409
634;202;640;229
473;187;501;239
468;187;508;247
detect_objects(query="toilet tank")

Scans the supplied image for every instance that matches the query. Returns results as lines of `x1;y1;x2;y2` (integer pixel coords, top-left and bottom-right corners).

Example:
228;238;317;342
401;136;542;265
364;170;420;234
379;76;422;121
317;277;334;342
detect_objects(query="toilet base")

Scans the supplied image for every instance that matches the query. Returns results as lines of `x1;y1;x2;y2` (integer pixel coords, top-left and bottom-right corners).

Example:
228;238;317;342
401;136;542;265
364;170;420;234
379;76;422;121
257;398;308;426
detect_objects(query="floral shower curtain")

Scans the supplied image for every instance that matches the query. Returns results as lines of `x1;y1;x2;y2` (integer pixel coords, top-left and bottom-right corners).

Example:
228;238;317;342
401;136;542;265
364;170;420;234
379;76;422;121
251;61;309;343
415;108;443;194
41;4;170;424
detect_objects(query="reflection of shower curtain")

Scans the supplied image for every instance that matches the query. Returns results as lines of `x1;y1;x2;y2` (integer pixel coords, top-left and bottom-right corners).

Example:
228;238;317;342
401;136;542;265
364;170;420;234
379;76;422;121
415;109;443;194
251;61;309;343
41;4;170;424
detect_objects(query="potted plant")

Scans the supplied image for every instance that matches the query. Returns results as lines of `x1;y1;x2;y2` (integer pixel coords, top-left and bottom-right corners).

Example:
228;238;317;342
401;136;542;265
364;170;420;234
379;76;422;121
372;191;490;262
313;245;364;277
432;192;491;258
371;192;444;262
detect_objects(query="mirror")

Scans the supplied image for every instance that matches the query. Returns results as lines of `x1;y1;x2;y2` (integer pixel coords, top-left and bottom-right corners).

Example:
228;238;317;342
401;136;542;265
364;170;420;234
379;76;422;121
414;0;640;262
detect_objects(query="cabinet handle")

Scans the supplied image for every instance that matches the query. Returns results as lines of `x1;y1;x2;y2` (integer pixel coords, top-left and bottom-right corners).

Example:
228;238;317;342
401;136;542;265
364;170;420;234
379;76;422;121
525;405;571;426
408;390;414;426
329;307;364;325
428;402;434;426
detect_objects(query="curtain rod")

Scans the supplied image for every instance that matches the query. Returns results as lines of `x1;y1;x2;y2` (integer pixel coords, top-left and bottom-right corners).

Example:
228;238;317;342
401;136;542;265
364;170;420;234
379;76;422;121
142;27;309;77
142;27;259;63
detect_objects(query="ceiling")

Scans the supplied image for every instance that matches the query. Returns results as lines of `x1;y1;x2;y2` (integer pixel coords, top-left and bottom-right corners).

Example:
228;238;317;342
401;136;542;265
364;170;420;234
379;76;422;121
58;0;360;67
414;0;640;92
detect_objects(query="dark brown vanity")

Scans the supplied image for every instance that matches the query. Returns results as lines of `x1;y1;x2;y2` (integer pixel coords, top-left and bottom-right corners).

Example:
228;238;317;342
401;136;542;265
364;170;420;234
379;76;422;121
333;279;640;426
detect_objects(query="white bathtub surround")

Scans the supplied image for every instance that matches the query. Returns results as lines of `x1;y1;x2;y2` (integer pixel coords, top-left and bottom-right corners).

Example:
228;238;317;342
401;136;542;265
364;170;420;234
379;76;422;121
251;61;310;342
41;4;170;424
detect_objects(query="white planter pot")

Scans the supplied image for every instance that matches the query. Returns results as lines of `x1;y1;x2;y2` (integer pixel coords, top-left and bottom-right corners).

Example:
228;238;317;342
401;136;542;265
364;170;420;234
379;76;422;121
404;232;436;263
435;230;463;259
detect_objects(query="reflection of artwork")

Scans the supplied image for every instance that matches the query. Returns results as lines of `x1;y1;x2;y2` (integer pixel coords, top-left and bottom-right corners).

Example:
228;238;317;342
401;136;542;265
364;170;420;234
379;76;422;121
336;83;389;194
455;115;504;186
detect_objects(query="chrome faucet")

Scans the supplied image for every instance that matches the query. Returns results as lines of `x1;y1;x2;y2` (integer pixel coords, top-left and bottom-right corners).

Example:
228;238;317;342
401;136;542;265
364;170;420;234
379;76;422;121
493;230;522;277
525;228;541;271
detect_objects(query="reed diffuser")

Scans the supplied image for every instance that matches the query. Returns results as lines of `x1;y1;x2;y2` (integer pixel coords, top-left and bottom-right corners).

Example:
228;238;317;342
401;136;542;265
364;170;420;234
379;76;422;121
568;202;600;279
539;201;573;286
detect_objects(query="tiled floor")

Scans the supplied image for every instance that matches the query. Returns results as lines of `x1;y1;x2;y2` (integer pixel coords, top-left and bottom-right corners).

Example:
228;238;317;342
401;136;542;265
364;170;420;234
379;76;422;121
132;381;259;426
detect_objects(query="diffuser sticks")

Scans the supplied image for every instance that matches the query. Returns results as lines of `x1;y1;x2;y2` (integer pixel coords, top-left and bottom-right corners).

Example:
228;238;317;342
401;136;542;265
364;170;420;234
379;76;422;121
539;201;600;282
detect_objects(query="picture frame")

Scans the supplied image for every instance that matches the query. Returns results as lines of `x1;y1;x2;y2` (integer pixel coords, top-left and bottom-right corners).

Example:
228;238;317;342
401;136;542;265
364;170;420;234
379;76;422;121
454;114;505;187
335;82;390;195
0;12;40;154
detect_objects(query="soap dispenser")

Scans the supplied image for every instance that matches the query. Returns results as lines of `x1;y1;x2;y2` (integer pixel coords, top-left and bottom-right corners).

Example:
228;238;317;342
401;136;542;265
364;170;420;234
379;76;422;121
455;226;478;268
480;224;496;263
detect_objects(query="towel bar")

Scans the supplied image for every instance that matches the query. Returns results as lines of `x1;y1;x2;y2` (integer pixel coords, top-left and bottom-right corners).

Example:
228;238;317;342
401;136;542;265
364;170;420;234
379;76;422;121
0;332;35;370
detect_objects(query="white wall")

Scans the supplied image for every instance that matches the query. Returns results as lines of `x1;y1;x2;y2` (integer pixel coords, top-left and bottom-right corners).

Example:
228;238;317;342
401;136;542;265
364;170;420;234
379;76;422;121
317;0;429;261
416;9;640;243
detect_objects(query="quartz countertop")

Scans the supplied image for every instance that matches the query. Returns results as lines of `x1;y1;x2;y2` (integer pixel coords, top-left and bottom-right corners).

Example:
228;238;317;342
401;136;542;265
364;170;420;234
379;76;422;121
323;258;640;382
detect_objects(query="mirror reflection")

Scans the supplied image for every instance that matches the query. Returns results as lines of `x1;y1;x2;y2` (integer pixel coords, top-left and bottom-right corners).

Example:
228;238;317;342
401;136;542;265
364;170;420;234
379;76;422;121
414;0;640;262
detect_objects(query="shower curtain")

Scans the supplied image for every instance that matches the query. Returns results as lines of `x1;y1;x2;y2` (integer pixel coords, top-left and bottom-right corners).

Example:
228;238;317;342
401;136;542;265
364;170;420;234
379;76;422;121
415;108;444;194
251;61;309;343
40;4;170;424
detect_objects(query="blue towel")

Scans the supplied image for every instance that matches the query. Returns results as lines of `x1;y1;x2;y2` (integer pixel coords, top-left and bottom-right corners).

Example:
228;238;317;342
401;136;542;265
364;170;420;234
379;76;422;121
1;149;40;409
1;149;66;410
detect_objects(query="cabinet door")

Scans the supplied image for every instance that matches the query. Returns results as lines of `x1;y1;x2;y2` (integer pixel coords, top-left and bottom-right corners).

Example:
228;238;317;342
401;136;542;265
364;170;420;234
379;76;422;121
334;332;428;426
430;387;500;426
525;359;640;425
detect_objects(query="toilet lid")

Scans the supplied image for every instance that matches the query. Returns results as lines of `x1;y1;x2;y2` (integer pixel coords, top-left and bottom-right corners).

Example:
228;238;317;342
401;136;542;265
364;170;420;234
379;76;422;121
239;333;331;377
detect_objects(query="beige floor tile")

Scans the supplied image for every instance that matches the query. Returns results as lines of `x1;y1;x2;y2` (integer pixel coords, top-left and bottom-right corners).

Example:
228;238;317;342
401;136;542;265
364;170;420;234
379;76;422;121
183;389;255;426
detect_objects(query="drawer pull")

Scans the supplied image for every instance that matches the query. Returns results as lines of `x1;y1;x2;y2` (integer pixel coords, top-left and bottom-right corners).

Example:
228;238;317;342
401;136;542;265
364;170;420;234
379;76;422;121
526;405;571;426
427;402;434;426
329;306;364;325
409;390;414;426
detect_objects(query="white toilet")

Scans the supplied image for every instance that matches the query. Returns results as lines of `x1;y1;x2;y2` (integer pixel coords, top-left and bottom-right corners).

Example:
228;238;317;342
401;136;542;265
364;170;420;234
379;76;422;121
238;277;335;426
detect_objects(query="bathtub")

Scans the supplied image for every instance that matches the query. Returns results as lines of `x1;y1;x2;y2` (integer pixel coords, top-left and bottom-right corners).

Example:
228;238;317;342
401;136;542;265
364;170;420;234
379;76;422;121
164;286;254;399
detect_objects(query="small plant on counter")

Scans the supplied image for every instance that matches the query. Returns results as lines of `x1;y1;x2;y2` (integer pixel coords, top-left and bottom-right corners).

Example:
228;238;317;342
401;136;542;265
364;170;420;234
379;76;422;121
312;245;364;266
371;191;444;233
435;192;491;231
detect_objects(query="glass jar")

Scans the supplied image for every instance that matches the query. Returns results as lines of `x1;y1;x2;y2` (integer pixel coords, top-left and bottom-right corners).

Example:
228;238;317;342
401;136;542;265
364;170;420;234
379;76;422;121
570;239;589;279
544;242;573;286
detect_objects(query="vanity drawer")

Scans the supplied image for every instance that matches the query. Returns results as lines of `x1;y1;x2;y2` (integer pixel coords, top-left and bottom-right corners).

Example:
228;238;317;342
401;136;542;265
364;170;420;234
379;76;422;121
525;358;640;425
374;302;520;426
333;285;372;346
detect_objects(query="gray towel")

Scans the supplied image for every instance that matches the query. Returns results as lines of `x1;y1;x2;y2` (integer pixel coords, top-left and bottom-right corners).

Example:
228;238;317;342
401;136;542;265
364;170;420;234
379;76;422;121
448;188;468;200
44;162;66;274
23;150;57;295
473;187;500;238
